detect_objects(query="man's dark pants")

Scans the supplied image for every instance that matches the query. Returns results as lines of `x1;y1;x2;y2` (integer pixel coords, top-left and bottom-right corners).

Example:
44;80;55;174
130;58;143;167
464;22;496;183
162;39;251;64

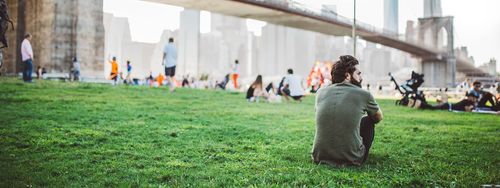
23;59;33;82
360;116;375;163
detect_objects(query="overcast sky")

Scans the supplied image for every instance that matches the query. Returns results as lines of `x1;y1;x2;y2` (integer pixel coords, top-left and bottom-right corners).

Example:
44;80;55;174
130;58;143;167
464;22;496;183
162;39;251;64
104;0;500;71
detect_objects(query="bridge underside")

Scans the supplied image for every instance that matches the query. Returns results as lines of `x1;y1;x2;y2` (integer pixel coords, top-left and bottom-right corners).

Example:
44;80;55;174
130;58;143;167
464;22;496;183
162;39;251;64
146;0;438;57
146;0;489;81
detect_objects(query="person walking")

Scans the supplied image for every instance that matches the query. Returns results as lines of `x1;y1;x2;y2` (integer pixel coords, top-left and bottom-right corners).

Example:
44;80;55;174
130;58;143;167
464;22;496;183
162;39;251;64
231;59;240;89
162;37;177;92
21;33;34;82
108;57;119;85
125;60;132;84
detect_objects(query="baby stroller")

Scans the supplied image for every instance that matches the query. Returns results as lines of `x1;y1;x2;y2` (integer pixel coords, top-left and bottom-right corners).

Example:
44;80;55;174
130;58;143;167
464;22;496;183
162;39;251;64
389;71;426;106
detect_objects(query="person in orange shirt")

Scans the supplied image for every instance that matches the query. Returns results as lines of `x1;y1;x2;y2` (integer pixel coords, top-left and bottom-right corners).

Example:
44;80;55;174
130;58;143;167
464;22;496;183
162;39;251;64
108;57;119;85
157;73;165;86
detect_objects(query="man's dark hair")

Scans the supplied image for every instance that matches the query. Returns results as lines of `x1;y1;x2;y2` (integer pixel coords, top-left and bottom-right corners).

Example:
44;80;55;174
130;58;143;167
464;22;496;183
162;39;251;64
24;33;31;39
473;81;481;86
287;69;293;74
331;55;359;84
235;60;239;64
169;38;174;43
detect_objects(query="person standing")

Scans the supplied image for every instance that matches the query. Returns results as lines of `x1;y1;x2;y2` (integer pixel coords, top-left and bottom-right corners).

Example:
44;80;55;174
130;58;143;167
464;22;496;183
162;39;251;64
125;60;132;84
72;57;80;81
162;37;177;92
312;55;383;167
21;34;34;82
231;60;240;89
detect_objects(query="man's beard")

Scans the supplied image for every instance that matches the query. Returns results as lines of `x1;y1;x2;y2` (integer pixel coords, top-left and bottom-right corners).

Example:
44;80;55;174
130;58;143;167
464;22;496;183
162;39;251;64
350;78;362;88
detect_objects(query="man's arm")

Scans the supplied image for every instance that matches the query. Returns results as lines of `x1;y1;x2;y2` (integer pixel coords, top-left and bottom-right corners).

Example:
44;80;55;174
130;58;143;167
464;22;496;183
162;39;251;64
366;93;383;124
370;110;383;124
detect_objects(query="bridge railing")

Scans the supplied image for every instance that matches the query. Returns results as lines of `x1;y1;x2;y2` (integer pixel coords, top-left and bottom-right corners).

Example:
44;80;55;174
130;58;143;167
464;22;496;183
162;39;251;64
248;0;432;48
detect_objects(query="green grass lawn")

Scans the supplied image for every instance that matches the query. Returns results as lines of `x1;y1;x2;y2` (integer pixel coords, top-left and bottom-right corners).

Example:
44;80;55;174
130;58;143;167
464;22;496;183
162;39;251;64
0;77;498;187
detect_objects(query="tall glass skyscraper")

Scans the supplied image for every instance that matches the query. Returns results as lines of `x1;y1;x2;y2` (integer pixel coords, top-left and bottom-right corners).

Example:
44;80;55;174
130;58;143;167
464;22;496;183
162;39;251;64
383;0;399;34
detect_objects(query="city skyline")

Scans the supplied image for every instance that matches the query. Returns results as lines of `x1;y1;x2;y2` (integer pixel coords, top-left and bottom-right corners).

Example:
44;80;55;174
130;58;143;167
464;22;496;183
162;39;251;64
104;0;500;71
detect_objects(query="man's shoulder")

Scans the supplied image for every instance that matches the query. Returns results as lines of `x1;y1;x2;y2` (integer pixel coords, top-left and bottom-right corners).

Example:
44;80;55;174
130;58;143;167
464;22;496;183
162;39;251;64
334;84;372;97
164;44;171;50
167;44;176;49
289;75;301;81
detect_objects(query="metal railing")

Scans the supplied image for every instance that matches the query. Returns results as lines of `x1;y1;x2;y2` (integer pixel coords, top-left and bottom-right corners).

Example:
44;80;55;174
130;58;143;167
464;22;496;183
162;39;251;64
246;0;441;51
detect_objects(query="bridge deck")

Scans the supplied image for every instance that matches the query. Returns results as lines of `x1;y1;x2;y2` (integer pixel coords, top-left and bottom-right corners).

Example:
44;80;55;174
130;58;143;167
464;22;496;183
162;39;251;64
145;0;487;75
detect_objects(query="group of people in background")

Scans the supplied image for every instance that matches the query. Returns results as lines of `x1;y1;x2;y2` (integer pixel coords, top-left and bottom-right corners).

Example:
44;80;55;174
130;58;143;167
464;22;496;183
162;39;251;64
214;60;240;90
413;81;500;114
307;61;333;93
246;68;306;103
106;37;177;91
244;61;334;103
18;33;500;112
20;33;81;82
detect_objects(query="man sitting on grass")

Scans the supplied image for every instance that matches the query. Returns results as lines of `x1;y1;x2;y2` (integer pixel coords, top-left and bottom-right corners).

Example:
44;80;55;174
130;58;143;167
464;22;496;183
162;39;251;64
312;55;383;167
281;69;305;102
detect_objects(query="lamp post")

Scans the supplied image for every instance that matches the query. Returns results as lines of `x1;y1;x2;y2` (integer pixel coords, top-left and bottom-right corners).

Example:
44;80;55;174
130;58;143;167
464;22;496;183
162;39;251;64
352;0;357;56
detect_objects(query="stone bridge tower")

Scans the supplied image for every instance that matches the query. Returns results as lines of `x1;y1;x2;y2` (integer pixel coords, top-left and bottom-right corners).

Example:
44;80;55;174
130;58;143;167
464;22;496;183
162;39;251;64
414;0;456;87
418;16;455;87
3;0;104;78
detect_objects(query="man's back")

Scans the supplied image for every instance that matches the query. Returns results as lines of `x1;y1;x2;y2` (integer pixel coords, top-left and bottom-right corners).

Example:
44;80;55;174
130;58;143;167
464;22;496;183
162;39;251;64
284;74;304;97
111;61;118;74
73;61;80;72
312;83;379;166
163;43;177;68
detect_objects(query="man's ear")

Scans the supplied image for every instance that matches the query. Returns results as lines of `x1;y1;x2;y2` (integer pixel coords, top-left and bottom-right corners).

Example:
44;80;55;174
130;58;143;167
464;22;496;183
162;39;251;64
345;73;351;81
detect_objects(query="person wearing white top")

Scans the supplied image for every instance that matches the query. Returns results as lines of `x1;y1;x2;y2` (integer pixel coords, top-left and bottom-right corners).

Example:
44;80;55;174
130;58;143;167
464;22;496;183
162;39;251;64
162;37;178;92
21;34;34;82
231;59;240;89
281;69;305;102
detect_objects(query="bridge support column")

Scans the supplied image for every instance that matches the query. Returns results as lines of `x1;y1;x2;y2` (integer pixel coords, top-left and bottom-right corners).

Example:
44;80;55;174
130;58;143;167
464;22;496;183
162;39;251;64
422;56;456;87
447;56;456;87
3;0;104;78
422;60;446;87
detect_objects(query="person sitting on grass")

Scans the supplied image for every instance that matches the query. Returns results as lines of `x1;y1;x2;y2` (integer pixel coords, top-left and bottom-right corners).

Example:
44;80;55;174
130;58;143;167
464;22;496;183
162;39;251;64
157;73;165;87
418;92;500;114
418;93;477;112
216;74;230;90
246;75;269;102
281;69;305;102
312;55;383;167
469;81;497;110
276;77;286;96
146;72;154;86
